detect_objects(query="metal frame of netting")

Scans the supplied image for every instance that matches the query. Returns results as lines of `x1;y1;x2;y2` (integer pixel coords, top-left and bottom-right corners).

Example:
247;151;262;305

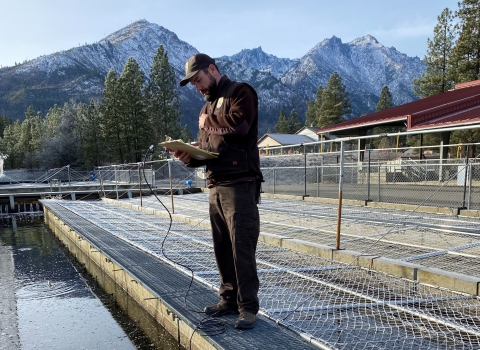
95;160;203;195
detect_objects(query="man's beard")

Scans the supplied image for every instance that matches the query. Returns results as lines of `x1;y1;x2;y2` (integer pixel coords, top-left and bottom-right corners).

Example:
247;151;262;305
204;73;218;102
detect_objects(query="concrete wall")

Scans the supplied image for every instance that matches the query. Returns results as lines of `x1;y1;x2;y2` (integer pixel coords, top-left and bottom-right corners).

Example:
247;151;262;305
0;243;20;349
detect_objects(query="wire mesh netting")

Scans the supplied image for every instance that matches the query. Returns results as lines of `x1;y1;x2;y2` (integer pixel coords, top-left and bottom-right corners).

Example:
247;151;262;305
42;195;480;350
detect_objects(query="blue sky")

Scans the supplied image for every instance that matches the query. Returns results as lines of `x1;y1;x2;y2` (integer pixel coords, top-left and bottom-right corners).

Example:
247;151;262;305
0;0;456;68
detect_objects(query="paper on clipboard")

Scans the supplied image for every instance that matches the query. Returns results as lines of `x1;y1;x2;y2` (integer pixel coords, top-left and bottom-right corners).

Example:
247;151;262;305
158;138;218;160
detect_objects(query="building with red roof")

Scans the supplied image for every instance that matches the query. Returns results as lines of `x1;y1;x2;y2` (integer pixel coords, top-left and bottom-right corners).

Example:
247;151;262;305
316;80;480;159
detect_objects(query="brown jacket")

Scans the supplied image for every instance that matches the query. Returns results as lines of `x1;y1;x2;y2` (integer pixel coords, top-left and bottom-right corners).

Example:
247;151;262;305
187;76;262;183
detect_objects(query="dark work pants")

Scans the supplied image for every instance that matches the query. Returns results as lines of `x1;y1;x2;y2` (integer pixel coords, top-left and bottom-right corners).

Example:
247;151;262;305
209;181;260;314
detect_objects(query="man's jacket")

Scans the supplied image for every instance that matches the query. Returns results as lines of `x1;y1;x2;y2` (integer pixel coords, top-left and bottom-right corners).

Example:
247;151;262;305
187;76;262;184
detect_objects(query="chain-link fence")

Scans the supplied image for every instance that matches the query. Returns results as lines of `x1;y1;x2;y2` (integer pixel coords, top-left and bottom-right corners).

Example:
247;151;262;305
4;135;477;213
260;143;480;211
88;142;480;212
95;160;205;201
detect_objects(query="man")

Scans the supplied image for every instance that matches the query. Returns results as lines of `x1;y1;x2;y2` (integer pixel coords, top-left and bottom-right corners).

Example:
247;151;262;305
173;53;262;330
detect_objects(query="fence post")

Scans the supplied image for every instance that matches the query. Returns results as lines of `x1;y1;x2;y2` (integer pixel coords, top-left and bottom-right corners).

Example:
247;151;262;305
468;162;473;210
67;165;71;186
316;166;319;198
378;164;381;202
424;160;427;184
153;165;156;188
168;160;175;214
462;145;470;209
321;156;324;184
439;141;444;182
336;141;345;250
138;165;142;207
304;144;308;198
367;150;371;201
273;168;276;194
98;167;105;198
115;165;119;200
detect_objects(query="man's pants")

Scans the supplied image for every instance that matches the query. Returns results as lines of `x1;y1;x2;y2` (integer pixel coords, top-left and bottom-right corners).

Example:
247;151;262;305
209;181;260;314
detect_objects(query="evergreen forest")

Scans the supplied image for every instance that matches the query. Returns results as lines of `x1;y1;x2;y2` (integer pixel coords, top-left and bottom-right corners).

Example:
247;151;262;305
2;0;480;170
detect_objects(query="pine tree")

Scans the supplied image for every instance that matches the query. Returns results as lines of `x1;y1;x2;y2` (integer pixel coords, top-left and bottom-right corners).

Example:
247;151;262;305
56;103;81;167
413;8;456;97
371;86;400;149
288;109;302;133
318;72;351;127
0;114;13;137
454;0;480;82
305;85;323;126
35;102;81;169
118;57;150;162
305;101;316;127
376;86;393;112
100;69;125;164
180;124;194;143
274;109;289;133
1;121;22;168
145;45;182;143
77;101;103;167
44;104;62;137
18;106;43;168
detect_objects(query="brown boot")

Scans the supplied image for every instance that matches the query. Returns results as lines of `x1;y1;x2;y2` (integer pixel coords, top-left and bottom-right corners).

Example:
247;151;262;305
204;302;239;317
234;311;256;329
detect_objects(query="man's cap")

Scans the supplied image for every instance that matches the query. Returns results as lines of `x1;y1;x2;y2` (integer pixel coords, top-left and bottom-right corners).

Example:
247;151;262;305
179;54;215;87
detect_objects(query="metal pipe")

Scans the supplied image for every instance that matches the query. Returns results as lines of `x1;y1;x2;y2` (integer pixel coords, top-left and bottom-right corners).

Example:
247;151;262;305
367;150;371;201
168;160;174;214
378;164;381;202
439;141;444;182
304;144;307;197
273;168;276;194
462;145;469;208
468;162;473;210
115;165;118;200
138;166;142;207
98;168;105;198
336;141;344;250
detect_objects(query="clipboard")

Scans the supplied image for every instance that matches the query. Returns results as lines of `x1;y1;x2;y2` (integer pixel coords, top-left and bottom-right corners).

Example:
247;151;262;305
158;139;218;160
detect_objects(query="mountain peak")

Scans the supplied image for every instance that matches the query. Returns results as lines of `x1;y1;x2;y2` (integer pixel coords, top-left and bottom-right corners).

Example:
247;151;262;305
348;35;383;48
99;19;172;45
220;46;297;79
251;46;264;53
313;36;343;50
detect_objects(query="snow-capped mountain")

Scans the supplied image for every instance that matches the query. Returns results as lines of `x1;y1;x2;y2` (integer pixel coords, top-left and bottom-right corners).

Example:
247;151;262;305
281;35;425;115
219;47;298;79
0;20;425;134
0;20;205;129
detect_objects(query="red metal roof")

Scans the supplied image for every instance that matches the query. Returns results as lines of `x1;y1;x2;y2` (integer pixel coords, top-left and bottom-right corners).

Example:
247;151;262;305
317;83;480;134
410;104;480;130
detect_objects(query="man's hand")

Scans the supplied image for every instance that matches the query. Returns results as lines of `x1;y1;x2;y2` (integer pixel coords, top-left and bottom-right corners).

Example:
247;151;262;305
199;113;208;130
165;148;191;163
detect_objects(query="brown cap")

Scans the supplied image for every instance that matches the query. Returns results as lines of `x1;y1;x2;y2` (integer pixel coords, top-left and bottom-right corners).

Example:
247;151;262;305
179;54;215;86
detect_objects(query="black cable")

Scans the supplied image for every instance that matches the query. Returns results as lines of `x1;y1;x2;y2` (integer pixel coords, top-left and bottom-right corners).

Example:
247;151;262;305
140;146;227;347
